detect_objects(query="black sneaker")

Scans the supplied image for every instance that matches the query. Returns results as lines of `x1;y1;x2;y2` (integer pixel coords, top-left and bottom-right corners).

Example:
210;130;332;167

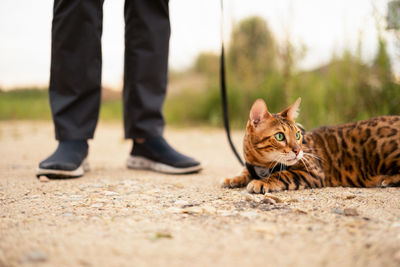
127;136;202;174
36;140;89;179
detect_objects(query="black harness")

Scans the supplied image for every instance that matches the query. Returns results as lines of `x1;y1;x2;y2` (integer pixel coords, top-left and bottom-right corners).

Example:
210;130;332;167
245;162;290;180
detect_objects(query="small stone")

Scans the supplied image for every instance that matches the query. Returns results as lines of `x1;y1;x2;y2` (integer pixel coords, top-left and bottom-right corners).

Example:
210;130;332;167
21;250;48;263
104;191;119;196
78;185;87;191
218;210;236;216
263;193;283;203
174;183;184;189
293;208;308;214
90;203;103;208
202;205;217;214
174;199;189;207
344;208;359;216
244;194;255;202
249;224;277;234
261;197;276;205
39;176;50;183
166;207;182;213
69;194;83;200
183;206;203;214
62;212;74;218
391;222;400;228
151;232;173;240
286;198;299;203
344;195;356;200
331;209;344;215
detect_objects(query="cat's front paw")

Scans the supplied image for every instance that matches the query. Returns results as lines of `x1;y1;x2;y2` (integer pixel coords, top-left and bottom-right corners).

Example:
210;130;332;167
246;180;267;194
221;175;249;188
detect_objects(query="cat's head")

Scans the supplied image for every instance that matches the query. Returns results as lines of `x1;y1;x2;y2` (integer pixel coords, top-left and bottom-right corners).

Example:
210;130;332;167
244;97;304;167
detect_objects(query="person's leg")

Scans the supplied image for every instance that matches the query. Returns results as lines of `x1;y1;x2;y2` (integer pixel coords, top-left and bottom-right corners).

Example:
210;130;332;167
50;0;104;140
123;0;169;138
123;0;201;174
37;0;104;179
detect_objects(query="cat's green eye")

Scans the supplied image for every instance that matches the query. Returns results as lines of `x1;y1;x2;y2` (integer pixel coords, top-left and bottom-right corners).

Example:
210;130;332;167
274;132;285;141
296;131;301;140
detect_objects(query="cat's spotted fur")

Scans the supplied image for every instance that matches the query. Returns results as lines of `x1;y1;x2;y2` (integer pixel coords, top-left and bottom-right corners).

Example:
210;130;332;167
222;98;400;193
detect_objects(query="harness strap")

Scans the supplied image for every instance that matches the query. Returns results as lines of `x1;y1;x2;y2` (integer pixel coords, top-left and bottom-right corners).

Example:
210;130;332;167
246;162;290;180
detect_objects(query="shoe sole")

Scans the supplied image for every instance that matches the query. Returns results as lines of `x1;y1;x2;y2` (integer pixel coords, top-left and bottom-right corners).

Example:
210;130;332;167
126;155;202;174
36;158;90;179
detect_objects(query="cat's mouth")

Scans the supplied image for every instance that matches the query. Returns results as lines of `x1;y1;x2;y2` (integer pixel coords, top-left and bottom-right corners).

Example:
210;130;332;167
283;151;303;166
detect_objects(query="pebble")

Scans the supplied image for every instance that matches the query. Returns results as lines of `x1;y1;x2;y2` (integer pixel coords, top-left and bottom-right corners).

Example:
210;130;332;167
261;198;276;205
174;183;184;189
344;208;359;216
293;208;308;214
391;222;400;228
263;193;283;203
78;185;88;191
69;194;84;200
62;212;74;218
104;191;119;196
218;210;237;216
183;207;203;214
174;199;189;207
21;250;48;263
90;203;103;209
202;205;217;214
39;176;50;183
331;209;345;215
250;224;278;235
167;207;182;213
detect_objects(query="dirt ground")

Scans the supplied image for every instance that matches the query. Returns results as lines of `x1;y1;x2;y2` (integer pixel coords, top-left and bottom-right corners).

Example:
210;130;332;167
1;121;400;267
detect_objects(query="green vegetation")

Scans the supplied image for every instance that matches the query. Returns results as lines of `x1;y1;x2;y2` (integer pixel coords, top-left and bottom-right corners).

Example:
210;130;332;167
165;16;400;129
0;89;51;120
0;88;123;122
1;16;399;130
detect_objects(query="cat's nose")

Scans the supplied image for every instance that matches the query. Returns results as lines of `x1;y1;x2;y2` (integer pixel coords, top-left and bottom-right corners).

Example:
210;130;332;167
292;146;300;155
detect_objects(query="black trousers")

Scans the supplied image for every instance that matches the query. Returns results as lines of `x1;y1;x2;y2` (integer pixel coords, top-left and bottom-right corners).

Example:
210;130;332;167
49;0;170;140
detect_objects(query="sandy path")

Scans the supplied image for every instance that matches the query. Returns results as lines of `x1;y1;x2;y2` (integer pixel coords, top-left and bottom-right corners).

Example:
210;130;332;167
1;121;400;267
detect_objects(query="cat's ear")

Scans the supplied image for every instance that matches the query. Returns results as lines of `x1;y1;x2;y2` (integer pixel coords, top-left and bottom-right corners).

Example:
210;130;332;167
250;99;271;127
280;97;301;121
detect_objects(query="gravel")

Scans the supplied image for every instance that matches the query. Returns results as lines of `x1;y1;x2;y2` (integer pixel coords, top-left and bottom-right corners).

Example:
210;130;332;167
0;121;399;267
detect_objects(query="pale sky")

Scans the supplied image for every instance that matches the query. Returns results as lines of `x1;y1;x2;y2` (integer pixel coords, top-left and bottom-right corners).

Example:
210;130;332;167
0;0;395;89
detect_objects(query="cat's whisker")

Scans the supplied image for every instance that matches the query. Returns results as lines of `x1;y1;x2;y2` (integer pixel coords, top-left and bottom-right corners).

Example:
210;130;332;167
300;157;312;176
270;155;283;172
304;152;324;162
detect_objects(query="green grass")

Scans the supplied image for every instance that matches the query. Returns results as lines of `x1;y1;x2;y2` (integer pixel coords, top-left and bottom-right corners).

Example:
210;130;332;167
0;89;124;122
0;89;52;120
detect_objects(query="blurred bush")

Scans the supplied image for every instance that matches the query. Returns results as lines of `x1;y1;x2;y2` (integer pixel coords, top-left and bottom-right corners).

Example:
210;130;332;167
165;16;400;129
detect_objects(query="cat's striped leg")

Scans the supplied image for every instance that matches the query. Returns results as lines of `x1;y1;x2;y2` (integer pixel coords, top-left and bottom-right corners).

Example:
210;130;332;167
247;169;324;193
222;168;251;188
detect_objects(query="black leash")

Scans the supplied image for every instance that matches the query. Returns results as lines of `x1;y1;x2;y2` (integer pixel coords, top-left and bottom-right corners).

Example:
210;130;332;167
220;0;244;166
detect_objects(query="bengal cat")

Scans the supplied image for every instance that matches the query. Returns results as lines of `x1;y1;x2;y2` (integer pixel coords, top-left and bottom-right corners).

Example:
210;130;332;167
222;98;400;193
